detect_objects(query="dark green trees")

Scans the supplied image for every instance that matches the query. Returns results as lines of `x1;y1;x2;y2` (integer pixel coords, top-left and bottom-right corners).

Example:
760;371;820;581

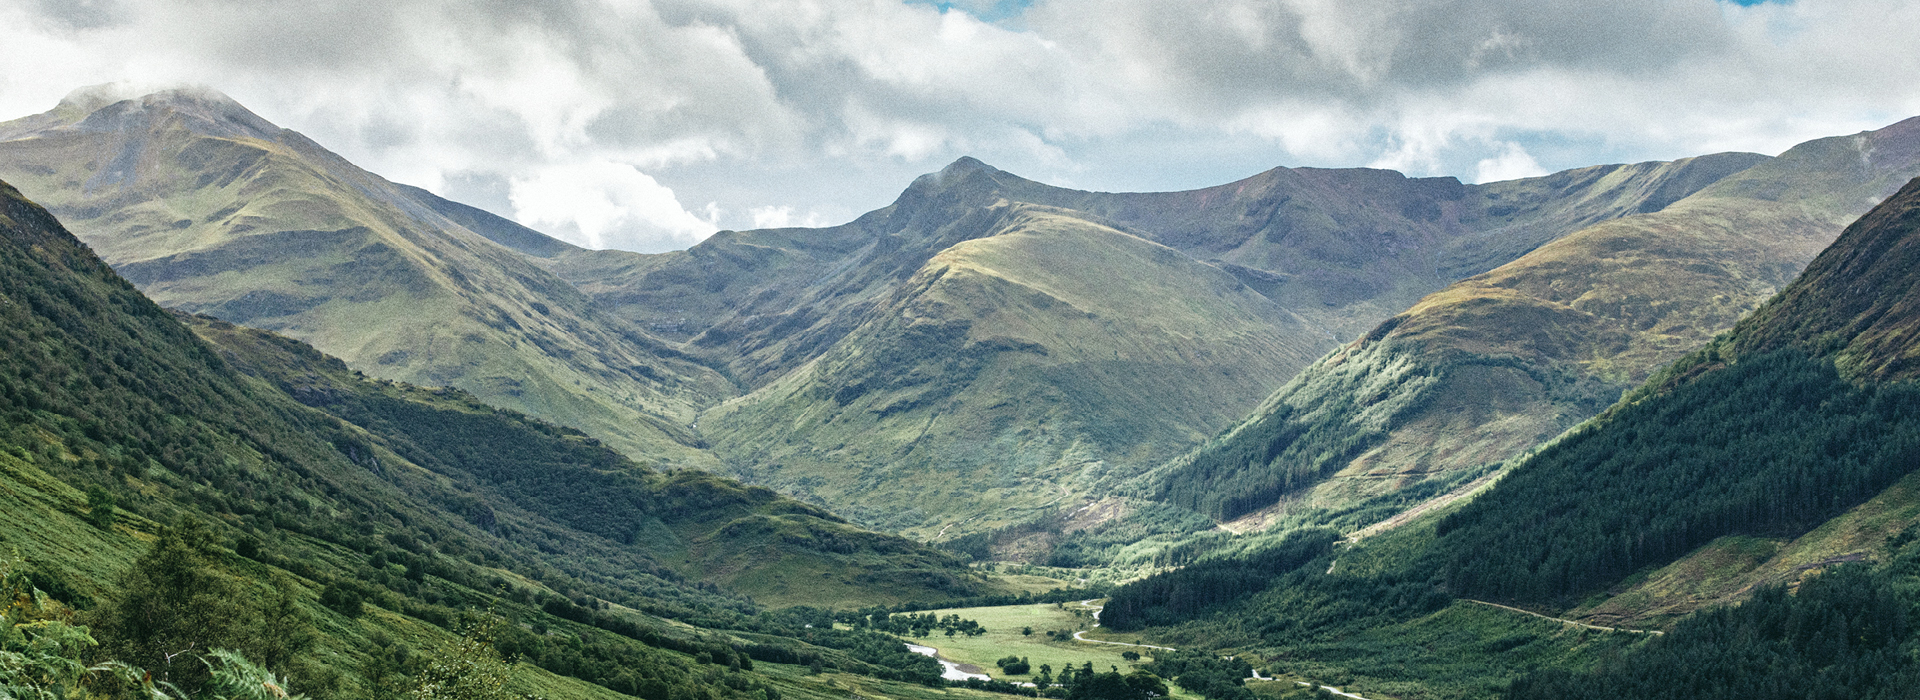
89;519;316;694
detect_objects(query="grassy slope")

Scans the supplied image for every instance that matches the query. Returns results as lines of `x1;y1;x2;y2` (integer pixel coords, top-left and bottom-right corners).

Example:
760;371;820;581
0;176;988;699
566;155;1757;540
1393;176;1920;630
1560;175;1920;626
700;204;1331;537
185;315;982;609
0;88;731;468
0;174;722;697
1018;153;1770;343
1157;117;1920;527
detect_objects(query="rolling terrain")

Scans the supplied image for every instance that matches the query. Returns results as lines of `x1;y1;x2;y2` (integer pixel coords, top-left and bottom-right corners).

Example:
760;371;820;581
0;175;992;699
0;87;732;467
559;153;1766;538
0;86;1812;541
1158;116;1920;528
1098;175;1920;699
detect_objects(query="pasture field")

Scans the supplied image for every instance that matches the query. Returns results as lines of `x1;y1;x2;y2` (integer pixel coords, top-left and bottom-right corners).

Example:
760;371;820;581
893;601;1199;699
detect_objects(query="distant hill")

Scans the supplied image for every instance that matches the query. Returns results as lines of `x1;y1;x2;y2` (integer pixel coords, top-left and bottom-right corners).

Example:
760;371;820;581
0;86;1785;540
0;87;731;468
0;175;983;698
1423;175;1920;612
1094;175;1920;700
559;153;1763;538
1157;117;1920;528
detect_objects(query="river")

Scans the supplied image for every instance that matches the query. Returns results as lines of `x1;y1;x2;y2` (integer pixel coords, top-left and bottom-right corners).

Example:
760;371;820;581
905;643;990;681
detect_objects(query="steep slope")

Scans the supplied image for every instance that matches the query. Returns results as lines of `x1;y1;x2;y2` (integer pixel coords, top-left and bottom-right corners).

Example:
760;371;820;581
1556;173;1920;626
986;152;1770;342
186;315;980;608
564;154;1764;385
560;154;1761;538
0;87;731;466
1159;116;1920;526
1426;176;1920;613
0;176;980;698
701;203;1330;535
1087;178;1920;699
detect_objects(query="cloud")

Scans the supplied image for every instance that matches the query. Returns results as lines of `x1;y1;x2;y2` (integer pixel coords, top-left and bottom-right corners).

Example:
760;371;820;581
748;205;831;229
1;0;1917;251
1474;142;1548;183
509;160;718;252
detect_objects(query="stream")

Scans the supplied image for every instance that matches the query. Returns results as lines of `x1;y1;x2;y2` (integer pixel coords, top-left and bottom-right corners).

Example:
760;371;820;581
906;643;990;681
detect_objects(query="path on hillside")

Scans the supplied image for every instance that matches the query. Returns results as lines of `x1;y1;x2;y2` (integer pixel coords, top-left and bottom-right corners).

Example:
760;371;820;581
1461;599;1664;635
1343;470;1503;543
1069;599;1176;651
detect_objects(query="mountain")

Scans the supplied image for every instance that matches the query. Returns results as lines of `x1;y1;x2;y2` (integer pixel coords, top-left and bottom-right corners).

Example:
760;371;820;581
1095;175;1920;700
698;202;1332;534
0;86;1777;541
0;175;988;699
0;86;732;467
1158;116;1920;528
559;154;1764;538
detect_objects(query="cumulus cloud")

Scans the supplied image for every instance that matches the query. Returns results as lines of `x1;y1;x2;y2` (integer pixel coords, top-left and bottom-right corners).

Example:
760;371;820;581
1474;142;1549;183
1;0;1917;250
510;160;719;252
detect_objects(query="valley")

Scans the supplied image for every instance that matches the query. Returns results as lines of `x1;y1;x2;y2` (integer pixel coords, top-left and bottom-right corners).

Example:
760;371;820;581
8;83;1920;700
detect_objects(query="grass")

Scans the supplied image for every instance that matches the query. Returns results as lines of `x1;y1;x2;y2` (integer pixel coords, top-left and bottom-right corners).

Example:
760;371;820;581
754;662;1017;700
0;91;737;474
886;601;1200;698
703;205;1332;539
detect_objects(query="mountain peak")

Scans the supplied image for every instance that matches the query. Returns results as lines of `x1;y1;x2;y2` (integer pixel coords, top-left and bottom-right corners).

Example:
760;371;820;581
47;84;283;142
911;155;1005;190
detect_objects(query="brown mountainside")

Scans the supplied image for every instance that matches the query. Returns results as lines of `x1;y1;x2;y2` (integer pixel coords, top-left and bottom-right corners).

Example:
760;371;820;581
1158;116;1920;529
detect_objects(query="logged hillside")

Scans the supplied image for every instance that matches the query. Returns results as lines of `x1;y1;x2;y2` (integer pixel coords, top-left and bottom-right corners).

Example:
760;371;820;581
0;87;732;467
1158;117;1920;526
0;176;989;699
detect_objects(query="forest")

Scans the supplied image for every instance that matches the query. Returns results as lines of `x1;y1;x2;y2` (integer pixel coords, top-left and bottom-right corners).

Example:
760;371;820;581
1429;347;1920;606
1506;556;1920;699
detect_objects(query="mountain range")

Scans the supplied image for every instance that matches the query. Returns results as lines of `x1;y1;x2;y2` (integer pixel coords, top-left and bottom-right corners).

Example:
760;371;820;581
11;83;1920;700
1156;116;1920;531
0;173;1002;699
0;87;1808;540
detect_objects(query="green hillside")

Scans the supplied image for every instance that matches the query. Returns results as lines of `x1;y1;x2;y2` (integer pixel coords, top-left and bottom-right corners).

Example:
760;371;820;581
0;87;1780;545
1433;176;1920;699
701;203;1331;537
1098;176;1920;699
0;176;994;699
1157;117;1920;528
0;87;732;468
559;153;1762;540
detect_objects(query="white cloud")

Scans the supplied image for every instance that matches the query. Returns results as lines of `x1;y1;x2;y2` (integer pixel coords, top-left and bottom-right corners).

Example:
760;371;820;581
509;160;719;252
1474;142;1548;183
2;0;1918;250
749;205;832;229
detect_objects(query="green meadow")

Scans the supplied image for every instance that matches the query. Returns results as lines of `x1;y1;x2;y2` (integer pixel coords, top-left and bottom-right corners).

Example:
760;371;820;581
888;601;1201;699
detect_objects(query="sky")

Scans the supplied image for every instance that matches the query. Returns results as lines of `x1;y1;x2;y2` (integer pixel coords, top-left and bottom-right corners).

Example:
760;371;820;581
3;0;1919;253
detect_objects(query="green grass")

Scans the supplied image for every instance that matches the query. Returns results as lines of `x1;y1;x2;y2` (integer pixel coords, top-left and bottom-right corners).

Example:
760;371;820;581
0;89;736;472
885;601;1201;698
703;205;1333;539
